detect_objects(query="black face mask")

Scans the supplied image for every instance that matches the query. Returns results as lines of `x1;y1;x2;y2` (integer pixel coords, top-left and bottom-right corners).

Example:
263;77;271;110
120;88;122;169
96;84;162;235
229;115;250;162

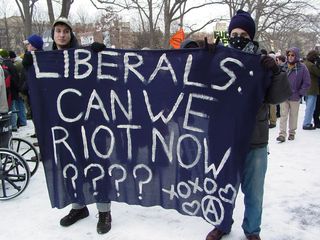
229;36;251;50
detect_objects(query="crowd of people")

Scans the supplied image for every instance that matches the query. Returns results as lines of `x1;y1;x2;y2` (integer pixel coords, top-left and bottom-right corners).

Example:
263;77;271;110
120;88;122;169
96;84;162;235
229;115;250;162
270;47;320;143
0;9;319;240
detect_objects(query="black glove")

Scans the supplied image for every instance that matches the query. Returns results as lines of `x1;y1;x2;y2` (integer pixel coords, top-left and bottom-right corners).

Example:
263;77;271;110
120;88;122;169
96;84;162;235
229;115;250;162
22;51;33;68
260;55;280;75
205;36;220;54
91;42;106;52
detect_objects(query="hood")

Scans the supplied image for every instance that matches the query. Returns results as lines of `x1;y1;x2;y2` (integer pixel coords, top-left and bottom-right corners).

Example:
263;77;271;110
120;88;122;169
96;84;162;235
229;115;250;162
306;50;319;63
286;47;300;64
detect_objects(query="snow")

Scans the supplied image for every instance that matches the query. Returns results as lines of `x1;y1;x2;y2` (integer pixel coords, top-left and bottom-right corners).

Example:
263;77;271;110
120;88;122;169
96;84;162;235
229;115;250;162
1;104;320;240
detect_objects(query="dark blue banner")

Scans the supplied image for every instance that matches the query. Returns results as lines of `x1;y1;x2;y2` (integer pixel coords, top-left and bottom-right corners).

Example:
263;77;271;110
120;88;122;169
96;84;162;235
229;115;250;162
28;46;270;226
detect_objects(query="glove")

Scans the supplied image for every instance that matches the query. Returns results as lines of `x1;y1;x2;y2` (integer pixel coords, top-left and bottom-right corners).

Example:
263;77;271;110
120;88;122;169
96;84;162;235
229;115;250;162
22;51;33;67
260;55;280;75
91;42;106;52
205;36;220;54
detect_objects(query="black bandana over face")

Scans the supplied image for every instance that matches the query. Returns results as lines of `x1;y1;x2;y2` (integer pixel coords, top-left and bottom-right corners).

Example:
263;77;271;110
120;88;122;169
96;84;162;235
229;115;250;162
229;36;251;50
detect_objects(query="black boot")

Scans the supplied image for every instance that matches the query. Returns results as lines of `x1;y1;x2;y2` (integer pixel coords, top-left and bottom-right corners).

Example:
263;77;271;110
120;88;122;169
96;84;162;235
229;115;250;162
60;207;89;227
97;211;112;234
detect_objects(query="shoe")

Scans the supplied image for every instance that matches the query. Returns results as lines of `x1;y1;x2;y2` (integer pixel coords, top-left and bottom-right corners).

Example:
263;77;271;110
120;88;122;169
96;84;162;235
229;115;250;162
97;211;112;234
60;207;89;227
206;228;226;240
276;135;285;142
268;123;276;129
303;124;316;130
247;235;261;240
288;134;295;140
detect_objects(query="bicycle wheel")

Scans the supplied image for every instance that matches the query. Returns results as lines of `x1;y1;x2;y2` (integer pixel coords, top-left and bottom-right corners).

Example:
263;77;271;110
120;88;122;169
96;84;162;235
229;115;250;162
0;148;30;200
9;138;40;176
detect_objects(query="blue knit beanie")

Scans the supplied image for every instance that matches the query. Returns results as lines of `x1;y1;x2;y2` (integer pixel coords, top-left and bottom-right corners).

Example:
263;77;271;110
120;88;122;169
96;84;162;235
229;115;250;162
228;10;256;40
27;34;44;50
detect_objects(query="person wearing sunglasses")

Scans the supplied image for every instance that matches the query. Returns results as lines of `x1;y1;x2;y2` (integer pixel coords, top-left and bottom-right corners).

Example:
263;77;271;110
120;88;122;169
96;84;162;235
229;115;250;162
276;48;311;142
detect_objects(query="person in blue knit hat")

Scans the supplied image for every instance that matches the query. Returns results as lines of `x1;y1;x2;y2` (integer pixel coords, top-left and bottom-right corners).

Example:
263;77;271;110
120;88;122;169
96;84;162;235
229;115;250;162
228;9;256;43
205;10;291;240
22;34;44;138
24;34;44;51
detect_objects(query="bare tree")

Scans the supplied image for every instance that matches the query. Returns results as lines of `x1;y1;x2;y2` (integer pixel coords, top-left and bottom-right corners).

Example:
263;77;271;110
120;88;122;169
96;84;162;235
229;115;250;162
162;0;224;48
46;0;55;24
32;8;52;36
89;0;224;48
14;0;39;37
132;0;164;47
222;0;317;52
46;0;75;24
0;0;11;49
60;0;75;18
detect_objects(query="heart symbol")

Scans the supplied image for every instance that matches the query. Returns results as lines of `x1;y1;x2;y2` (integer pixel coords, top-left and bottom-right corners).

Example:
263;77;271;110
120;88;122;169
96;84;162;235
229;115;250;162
218;184;236;204
182;200;200;215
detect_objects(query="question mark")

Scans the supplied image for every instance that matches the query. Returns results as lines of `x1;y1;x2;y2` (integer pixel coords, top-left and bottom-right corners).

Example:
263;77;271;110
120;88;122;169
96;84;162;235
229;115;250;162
63;164;78;198
133;164;152;200
108;164;127;197
84;164;105;196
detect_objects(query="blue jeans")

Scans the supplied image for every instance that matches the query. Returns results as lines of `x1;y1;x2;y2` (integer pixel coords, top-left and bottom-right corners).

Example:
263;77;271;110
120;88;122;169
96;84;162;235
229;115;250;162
303;95;317;126
241;146;268;236
12;97;27;126
9;105;17;130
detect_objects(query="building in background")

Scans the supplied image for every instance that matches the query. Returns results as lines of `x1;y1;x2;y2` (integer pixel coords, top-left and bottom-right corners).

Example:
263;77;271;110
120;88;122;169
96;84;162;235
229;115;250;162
213;21;229;46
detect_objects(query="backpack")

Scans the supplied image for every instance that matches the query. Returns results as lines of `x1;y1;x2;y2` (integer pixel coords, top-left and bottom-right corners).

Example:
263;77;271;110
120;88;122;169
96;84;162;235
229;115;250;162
1;64;12;107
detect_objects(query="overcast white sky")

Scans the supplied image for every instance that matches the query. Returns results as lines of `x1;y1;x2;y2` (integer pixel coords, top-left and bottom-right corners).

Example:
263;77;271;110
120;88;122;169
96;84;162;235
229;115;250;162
2;0;230;32
69;0;230;31
4;0;319;34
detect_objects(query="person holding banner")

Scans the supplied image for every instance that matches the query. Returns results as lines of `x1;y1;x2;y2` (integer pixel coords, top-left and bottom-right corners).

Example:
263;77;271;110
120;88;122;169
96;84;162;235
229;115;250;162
50;17;112;235
22;34;44;142
206;10;291;240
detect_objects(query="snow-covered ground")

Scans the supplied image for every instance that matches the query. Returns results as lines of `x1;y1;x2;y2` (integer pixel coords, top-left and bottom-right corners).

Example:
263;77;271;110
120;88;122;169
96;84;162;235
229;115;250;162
1;104;319;240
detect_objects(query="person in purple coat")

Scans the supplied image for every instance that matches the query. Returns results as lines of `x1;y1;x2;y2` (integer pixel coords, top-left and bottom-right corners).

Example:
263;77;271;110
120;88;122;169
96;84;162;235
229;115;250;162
276;47;311;142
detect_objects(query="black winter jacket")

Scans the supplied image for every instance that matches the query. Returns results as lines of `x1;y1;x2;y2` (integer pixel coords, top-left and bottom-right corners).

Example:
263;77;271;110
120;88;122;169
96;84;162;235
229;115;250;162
1;59;21;100
250;71;291;148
